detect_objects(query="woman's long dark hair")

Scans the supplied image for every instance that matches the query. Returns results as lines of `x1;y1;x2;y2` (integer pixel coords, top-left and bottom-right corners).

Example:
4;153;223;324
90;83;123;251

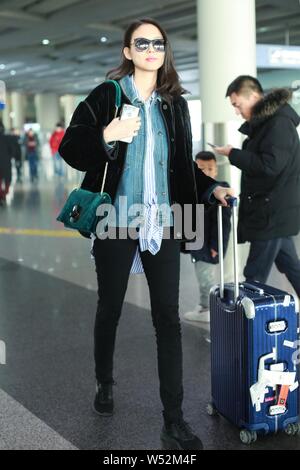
106;18;188;101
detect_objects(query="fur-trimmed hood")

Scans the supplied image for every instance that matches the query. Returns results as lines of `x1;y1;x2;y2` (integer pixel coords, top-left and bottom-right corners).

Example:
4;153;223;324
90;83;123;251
239;88;300;135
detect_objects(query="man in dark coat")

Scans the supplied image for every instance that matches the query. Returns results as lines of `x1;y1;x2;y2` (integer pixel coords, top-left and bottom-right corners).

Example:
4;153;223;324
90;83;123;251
10;128;23;183
215;75;300;297
0;122;14;205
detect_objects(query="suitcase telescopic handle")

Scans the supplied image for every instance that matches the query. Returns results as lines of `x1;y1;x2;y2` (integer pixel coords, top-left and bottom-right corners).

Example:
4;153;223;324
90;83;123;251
218;197;239;300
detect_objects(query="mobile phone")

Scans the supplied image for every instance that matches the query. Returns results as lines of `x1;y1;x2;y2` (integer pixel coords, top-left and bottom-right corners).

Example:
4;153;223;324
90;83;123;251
207;142;220;149
119;104;140;143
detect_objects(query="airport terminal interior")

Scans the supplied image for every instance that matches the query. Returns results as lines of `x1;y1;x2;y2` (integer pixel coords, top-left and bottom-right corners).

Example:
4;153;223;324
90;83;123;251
0;0;300;451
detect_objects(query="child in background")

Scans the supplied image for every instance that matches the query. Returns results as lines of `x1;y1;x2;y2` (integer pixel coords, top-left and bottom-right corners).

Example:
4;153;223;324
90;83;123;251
184;151;231;322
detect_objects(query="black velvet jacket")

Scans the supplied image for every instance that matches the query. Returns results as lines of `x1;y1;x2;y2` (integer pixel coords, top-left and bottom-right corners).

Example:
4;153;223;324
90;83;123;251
59;81;218;241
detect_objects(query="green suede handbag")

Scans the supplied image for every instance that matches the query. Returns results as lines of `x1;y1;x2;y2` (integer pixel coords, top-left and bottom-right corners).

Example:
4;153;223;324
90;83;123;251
56;80;121;237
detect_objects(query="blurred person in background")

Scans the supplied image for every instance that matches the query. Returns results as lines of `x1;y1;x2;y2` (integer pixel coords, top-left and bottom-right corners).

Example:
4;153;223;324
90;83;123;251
10;128;23;183
50;122;65;176
24;128;39;183
0;121;14;206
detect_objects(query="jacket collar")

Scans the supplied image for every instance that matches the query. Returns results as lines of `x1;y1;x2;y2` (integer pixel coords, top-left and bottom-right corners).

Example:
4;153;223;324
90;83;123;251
119;74;161;105
238;87;299;136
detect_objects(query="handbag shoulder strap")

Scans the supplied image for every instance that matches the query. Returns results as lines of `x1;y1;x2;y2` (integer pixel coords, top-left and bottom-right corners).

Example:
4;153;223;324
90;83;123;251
99;80;122;193
105;79;122;117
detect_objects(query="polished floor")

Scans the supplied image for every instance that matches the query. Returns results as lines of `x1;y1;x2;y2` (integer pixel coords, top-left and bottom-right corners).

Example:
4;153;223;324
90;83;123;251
0;159;299;450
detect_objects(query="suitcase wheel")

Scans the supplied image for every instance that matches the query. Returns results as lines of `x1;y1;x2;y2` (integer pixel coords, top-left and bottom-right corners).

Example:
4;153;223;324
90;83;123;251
206;402;218;417
284;423;300;436
240;429;257;445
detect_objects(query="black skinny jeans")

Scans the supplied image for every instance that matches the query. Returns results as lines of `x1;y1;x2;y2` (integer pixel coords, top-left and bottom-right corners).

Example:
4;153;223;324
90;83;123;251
93;231;184;424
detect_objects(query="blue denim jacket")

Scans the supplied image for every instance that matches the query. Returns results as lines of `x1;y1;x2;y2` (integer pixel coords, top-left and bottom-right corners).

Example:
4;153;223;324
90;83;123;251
107;74;173;227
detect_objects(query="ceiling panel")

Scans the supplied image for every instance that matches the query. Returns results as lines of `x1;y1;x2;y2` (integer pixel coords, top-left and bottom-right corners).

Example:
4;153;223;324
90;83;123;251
0;0;299;95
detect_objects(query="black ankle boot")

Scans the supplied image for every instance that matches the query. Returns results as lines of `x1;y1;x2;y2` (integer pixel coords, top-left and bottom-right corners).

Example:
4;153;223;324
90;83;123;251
94;382;114;417
161;419;203;450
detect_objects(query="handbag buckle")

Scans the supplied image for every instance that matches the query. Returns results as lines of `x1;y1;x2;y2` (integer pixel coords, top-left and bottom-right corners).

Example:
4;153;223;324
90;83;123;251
69;204;82;223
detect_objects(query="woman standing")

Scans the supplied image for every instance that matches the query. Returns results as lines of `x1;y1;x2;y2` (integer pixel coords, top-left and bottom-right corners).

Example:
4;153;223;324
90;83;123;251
59;18;233;450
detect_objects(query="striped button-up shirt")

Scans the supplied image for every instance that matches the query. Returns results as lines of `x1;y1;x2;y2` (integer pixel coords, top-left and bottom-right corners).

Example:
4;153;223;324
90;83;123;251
130;75;164;274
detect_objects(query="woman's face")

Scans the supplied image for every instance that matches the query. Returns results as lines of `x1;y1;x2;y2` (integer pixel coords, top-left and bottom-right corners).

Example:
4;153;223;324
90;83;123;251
124;23;165;74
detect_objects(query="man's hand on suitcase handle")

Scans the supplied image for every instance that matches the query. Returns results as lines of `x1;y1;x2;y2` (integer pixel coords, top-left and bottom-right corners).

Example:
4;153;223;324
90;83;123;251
213;186;235;207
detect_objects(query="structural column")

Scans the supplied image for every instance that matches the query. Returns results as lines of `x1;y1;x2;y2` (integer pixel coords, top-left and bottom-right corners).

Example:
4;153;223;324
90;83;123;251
60;94;76;127
198;0;256;124
197;0;257;191
34;93;61;135
11;92;25;130
2;91;12;130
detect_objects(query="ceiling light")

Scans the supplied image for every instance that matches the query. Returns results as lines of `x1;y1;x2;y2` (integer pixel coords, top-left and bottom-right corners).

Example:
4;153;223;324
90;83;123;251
0;64;5;70
100;36;108;43
42;39;50;45
258;27;269;33
10;70;16;76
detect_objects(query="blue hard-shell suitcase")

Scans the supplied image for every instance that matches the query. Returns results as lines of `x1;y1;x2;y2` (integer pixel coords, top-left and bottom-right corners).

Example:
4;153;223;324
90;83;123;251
208;198;300;445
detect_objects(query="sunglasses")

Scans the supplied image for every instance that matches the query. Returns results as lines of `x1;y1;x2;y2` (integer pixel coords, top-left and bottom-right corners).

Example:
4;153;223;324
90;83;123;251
131;37;166;53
